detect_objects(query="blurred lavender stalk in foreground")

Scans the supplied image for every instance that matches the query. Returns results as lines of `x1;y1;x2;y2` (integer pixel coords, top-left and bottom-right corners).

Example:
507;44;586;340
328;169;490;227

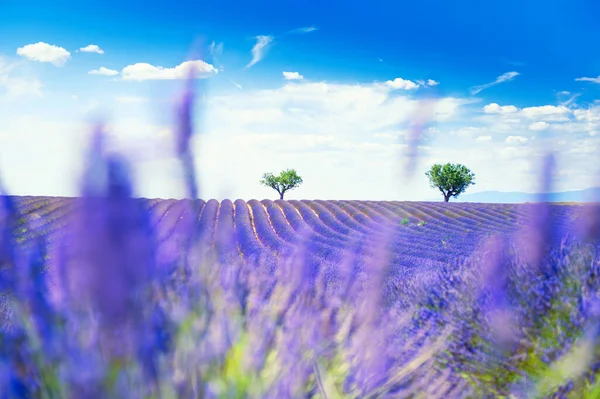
173;52;212;287
476;233;519;350
574;173;600;244
403;94;438;180
0;190;17;297
49;125;165;397
514;152;558;272
63;126;156;333
176;63;199;202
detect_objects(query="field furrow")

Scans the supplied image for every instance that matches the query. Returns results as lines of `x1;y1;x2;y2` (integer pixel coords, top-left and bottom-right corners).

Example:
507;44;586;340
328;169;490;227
260;199;299;243
248;200;293;256
234;199;267;259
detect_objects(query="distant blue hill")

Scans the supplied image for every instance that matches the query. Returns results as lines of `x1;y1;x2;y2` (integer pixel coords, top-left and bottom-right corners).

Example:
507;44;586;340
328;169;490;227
425;187;600;203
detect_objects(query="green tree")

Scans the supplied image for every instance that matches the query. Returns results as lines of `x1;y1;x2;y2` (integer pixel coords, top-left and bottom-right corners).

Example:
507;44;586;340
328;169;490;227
425;163;475;202
260;169;303;200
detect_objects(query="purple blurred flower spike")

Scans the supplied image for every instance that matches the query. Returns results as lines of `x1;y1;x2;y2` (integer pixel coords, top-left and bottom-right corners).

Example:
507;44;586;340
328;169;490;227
174;48;205;269
21;238;54;348
404;97;436;179
176;65;195;158
515;152;557;270
59;128;160;367
583;294;600;341
575;203;600;244
80;124;108;198
335;230;362;305
175;48;201;200
535;152;556;263
106;155;133;199
138;303;171;391
541;152;555;194
0;192;17;294
0;361;30;399
478;234;508;293
574;174;600;243
477;234;519;349
536;152;555;219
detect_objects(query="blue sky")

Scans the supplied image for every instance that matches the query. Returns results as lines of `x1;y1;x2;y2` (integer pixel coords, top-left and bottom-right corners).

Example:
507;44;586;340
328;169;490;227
0;0;600;200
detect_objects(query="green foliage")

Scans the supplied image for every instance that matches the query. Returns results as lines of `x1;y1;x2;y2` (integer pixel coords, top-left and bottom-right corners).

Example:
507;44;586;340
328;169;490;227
401;218;409;226
260;169;303;199
418;220;426;226
425;163;475;202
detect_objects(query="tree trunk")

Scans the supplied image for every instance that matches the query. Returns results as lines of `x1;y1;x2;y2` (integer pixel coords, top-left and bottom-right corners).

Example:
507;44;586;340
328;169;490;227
444;193;450;202
280;192;284;200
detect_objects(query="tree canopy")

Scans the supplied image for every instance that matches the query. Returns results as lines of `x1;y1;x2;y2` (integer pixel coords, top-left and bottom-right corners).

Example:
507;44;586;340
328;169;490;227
425;163;475;202
260;169;303;200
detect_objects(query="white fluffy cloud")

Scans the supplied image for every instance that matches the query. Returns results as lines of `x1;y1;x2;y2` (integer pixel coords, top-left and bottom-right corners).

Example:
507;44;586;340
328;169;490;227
528;121;549;131
417;79;440;87
505;135;528;145
16;42;71;66
452;126;484;137
79;44;104;54
574;108;600;123
521;105;570;121
385;77;419;90
1;78;43;100
88;67;119;76
282;71;303;80
115;96;148;104
483;103;571;123
0;58;43;100
569;139;597;154
476;135;492;142
483;103;518;114
121;60;217;81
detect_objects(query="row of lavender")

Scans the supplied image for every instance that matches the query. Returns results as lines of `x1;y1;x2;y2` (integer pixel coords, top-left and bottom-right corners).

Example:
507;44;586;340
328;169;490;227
9;196;586;295
10;195;584;267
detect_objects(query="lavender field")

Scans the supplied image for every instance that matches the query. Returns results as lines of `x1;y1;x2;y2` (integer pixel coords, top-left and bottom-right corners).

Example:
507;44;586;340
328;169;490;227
7;195;587;277
2;188;600;398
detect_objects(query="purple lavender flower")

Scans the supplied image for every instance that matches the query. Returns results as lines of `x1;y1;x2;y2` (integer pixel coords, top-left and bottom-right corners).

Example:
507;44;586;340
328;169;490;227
175;62;199;200
474;233;520;348
173;59;206;286
18;239;55;352
0;361;31;399
54;126;158;362
403;95;437;179
573;179;600;243
176;67;195;158
0;192;18;295
513;152;557;271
